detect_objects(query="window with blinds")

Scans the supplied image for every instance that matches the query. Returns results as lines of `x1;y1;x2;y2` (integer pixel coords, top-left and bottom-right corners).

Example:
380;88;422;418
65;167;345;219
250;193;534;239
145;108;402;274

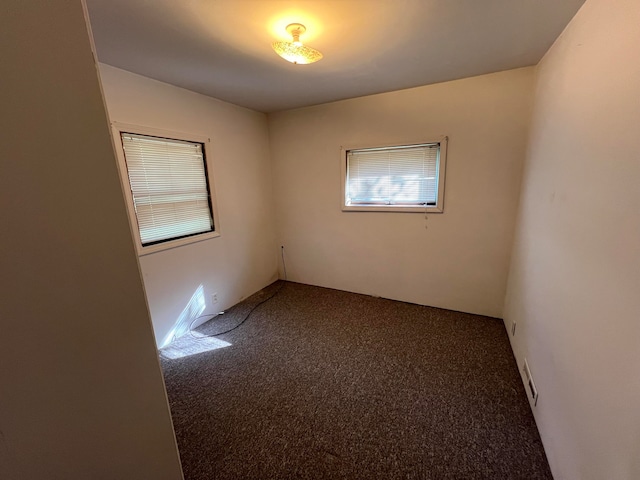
120;132;215;247
344;140;446;212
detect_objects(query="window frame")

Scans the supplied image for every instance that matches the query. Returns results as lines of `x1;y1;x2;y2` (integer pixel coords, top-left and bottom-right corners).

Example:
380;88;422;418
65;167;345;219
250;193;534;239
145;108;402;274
111;122;221;256
341;136;448;213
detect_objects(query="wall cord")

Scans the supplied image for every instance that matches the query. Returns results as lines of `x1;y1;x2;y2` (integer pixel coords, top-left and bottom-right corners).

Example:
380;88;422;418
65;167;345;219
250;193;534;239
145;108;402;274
183;245;289;341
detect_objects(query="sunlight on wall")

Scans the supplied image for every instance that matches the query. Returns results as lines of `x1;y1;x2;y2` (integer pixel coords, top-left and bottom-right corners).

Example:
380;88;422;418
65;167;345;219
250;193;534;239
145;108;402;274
159;285;206;348
158;284;233;358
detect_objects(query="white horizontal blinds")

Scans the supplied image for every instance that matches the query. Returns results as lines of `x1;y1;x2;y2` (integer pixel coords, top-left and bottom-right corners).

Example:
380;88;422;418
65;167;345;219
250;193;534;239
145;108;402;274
121;133;214;245
346;144;439;206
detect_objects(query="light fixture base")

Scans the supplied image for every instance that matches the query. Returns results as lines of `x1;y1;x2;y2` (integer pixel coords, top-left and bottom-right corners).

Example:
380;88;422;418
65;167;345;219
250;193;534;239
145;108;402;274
285;23;306;36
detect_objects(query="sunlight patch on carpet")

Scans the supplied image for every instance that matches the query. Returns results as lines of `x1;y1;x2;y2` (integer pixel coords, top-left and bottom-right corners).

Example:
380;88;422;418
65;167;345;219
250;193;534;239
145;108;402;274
160;335;231;359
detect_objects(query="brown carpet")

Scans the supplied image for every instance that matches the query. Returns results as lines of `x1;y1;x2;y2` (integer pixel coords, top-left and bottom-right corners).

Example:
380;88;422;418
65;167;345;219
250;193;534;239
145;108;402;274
160;281;553;480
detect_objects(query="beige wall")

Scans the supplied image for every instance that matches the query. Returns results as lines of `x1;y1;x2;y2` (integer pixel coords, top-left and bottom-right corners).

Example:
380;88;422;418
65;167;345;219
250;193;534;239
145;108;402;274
503;0;640;478
268;68;534;318
99;65;278;348
0;2;183;479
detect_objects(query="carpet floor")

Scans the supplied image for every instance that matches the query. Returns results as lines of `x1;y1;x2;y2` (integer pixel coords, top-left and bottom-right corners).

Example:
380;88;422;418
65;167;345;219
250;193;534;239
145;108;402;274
160;281;553;480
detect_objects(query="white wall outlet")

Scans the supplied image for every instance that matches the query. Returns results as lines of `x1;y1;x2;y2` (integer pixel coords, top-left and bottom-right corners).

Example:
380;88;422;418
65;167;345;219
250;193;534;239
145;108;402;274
511;321;517;336
523;359;539;406
211;292;218;304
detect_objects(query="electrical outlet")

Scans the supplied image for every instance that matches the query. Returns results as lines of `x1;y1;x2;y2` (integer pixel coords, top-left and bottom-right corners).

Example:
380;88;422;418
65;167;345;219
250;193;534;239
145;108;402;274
511;321;517;336
211;292;218;305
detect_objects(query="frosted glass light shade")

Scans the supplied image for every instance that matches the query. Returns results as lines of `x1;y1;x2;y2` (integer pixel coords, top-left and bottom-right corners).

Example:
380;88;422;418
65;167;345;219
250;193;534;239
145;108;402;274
272;23;323;65
271;41;323;64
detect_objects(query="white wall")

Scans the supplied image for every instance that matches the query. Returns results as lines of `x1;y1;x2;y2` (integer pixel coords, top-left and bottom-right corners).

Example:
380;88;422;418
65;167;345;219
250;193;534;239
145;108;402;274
99;64;278;347
268;68;534;318
0;2;183;479
503;0;640;478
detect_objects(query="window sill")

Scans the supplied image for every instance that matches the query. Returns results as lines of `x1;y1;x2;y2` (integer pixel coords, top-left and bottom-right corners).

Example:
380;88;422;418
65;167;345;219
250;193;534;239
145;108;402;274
342;205;443;213
137;230;220;256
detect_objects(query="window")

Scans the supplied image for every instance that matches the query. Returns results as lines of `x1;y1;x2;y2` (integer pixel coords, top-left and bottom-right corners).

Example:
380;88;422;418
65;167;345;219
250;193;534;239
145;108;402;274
342;137;447;213
113;124;219;255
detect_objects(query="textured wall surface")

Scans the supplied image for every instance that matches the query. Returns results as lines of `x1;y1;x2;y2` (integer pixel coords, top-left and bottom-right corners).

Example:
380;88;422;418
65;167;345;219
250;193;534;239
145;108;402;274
269;68;535;318
100;64;278;348
0;2;183;479
503;0;640;478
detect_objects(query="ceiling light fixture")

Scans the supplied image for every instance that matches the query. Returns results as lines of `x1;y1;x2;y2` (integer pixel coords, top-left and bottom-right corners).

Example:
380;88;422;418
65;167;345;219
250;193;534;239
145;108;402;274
272;23;323;65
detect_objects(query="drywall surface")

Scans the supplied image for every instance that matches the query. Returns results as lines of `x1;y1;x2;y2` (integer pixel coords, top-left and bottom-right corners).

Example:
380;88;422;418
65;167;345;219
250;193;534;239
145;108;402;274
0;2;183;479
99;64;278;348
503;0;640;478
268;68;534;317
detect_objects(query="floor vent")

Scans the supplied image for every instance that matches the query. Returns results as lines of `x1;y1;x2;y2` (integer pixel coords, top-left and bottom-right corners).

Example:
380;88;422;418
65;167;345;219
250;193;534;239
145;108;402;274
523;359;539;406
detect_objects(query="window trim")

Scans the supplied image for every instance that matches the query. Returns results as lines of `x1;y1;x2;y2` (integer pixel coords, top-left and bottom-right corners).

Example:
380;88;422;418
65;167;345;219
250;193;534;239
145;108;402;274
111;122;221;256
341;136;448;213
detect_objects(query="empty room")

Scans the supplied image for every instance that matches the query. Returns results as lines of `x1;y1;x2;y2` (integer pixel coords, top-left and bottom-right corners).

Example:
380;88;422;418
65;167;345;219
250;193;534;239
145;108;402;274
1;1;638;480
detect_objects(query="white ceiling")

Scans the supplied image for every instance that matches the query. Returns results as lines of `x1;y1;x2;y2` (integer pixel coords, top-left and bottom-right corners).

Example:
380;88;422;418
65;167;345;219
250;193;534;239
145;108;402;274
86;0;585;113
